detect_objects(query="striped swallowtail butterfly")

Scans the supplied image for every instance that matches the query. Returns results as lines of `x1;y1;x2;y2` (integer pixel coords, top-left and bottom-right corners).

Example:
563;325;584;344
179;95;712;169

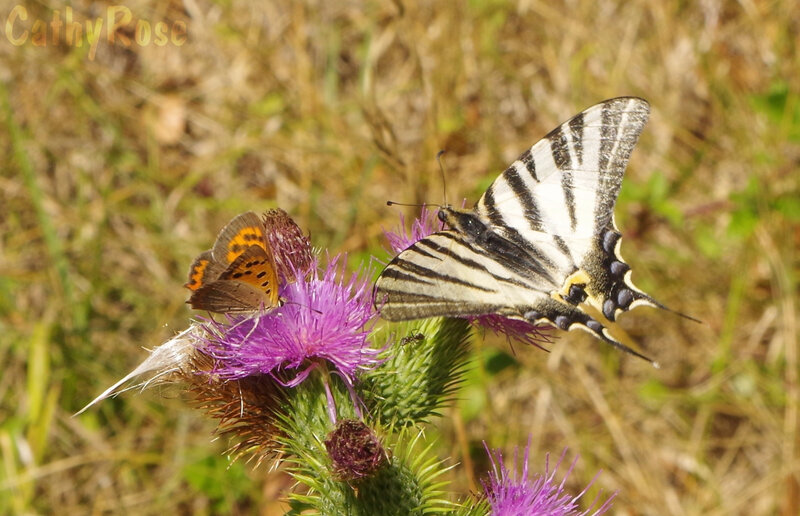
375;97;695;360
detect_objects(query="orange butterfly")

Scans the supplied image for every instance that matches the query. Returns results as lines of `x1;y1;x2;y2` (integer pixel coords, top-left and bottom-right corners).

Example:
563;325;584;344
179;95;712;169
185;212;280;313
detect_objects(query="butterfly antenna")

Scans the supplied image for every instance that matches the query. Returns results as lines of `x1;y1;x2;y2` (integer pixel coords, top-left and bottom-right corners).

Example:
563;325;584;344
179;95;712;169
386;200;442;209
436;149;448;206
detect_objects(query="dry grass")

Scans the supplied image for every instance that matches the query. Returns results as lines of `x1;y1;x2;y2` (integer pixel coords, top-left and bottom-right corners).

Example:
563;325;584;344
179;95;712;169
1;0;798;514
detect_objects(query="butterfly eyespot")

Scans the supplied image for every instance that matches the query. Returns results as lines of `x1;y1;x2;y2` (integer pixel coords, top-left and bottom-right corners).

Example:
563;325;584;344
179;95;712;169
555;315;571;330
616;288;633;309
585;319;603;333
610;261;629;276
602;299;617;320
602;230;620;254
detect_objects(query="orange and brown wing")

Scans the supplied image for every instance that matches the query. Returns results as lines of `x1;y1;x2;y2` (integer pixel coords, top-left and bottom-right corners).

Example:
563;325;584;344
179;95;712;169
211;212;269;265
217;245;280;307
185;250;226;291
187;245;280;312
187;281;270;313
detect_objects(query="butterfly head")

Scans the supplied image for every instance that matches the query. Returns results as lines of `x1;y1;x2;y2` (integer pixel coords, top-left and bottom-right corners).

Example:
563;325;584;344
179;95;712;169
437;206;487;239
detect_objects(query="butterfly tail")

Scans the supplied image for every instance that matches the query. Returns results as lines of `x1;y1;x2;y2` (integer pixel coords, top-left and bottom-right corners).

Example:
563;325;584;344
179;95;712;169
628;289;703;324
577;318;655;364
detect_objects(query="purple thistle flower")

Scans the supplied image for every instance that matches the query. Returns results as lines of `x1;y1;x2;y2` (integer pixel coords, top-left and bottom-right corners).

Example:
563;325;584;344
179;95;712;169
383;205;440;254
383;207;551;348
200;256;382;419
483;441;616;516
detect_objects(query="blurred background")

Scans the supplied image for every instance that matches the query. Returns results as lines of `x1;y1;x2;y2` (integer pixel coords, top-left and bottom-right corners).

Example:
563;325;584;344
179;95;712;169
1;0;797;514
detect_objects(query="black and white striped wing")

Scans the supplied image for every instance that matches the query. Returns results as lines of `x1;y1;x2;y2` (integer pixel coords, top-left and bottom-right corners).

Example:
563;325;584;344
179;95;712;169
475;97;649;267
376;231;557;321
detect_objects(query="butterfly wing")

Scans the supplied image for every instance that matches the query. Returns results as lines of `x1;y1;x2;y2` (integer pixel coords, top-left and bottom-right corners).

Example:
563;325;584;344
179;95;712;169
376;230;557;320
375;223;638;350
188;245;280;312
475;97;649;282
185;250;226;291
212;211;270;265
185;211;270;294
188;280;273;313
476;97;650;240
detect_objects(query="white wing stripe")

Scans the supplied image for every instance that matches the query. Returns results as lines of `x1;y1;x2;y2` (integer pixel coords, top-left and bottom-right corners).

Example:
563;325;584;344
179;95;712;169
548;124;578;231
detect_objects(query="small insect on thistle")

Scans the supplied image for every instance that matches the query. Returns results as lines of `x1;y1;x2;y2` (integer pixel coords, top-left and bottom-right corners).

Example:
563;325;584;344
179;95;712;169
398;332;425;346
